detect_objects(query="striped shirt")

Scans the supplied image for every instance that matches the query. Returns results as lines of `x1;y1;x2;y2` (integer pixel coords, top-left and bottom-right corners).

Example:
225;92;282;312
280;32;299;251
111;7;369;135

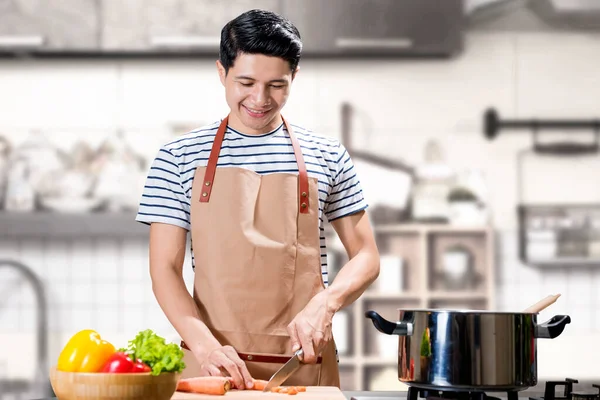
136;119;368;286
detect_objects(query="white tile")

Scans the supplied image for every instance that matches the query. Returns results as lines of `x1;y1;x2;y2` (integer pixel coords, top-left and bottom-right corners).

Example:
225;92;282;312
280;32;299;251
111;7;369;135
541;271;569;300
71;307;95;332
49;282;72;307
566;270;594;306
94;307;120;333
19;239;47;280
594;308;600;333
0;61;119;129
121;282;146;306
121;240;146;280
93;239;121;282
17;282;36;308
559;308;592;335
45;241;70;282
51;307;72;333
516;34;600;117
122;306;146;338
93;283;120;307
120;61;228;128
313;33;515;134
516;263;542;286
70;239;94;281
515;284;543;311
18;306;36;333
499;259;519;285
71;282;94;306
0;307;19;333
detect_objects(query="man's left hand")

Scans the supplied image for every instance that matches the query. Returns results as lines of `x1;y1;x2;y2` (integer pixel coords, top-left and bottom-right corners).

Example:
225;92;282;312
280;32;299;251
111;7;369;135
286;291;336;364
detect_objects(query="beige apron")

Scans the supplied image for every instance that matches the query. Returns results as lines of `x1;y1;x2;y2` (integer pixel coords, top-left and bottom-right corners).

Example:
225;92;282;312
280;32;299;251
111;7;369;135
180;115;340;387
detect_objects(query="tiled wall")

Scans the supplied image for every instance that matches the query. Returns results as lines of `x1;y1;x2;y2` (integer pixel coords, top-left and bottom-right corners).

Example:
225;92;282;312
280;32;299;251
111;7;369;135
0;237;195;380
1;31;600;381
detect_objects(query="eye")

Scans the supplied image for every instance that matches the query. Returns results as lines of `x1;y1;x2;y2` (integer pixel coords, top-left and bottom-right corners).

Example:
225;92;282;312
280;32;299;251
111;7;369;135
271;85;285;89
239;82;253;87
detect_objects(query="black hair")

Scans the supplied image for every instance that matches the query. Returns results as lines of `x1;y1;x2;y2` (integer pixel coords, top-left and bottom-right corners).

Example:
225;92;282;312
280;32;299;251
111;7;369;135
219;9;302;74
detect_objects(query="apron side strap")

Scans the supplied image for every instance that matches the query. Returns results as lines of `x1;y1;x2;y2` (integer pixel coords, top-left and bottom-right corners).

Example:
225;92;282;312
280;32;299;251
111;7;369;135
283;119;310;214
200;118;228;202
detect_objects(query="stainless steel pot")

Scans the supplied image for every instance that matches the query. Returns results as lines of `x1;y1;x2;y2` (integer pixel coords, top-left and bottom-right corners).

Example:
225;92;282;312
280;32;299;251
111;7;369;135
366;309;571;392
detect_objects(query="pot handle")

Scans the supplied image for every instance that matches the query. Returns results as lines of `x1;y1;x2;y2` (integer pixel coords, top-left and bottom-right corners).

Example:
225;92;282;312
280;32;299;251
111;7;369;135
535;315;571;339
365;311;413;336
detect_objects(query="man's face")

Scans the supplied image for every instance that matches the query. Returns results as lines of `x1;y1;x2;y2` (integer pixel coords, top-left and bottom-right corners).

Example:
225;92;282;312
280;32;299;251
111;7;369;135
217;53;296;134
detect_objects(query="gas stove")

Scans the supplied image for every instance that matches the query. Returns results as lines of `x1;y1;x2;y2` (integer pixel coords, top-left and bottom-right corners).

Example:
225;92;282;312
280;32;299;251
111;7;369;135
350;379;600;400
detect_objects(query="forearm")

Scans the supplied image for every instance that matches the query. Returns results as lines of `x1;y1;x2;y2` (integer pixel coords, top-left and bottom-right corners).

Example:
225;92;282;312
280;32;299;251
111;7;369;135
323;248;380;313
150;265;221;361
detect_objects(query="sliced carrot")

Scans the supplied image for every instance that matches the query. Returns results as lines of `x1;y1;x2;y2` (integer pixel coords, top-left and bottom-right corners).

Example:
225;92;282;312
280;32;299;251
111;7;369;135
296;386;306;392
251;379;269;391
176;376;231;395
287;387;299;395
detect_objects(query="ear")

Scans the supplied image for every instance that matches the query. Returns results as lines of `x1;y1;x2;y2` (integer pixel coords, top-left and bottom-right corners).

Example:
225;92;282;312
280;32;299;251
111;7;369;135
291;65;300;81
216;60;226;86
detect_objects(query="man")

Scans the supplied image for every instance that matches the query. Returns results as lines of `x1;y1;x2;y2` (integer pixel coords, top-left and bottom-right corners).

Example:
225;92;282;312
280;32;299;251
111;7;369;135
136;9;380;390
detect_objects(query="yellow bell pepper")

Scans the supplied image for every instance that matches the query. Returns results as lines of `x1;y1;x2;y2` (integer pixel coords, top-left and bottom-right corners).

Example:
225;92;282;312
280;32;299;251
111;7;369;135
57;329;116;372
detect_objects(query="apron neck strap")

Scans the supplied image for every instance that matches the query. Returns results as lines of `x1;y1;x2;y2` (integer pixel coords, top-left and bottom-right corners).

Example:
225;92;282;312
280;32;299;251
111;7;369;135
199;115;310;214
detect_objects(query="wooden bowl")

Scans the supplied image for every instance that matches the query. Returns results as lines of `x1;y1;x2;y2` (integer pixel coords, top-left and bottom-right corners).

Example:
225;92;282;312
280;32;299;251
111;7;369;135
49;366;181;400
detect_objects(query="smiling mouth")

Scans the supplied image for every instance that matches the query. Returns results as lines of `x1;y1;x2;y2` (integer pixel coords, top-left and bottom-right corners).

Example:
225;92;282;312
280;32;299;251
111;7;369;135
243;105;272;117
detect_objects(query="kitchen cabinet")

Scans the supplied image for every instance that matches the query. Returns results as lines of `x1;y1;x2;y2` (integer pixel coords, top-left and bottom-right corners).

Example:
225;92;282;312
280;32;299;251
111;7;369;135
325;223;495;391
280;0;464;57
101;0;281;51
0;0;99;51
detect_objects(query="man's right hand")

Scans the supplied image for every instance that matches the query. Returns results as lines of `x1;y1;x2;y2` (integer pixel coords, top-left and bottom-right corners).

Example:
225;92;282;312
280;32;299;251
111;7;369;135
197;345;254;390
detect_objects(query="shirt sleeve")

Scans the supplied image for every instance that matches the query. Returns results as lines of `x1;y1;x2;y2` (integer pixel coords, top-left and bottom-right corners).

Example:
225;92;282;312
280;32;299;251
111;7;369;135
324;142;369;222
135;146;191;230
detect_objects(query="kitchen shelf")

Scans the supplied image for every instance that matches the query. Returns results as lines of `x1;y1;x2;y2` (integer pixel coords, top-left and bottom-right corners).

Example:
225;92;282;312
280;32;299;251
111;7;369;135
327;223;496;391
0;212;149;238
361;292;421;301
427;291;489;300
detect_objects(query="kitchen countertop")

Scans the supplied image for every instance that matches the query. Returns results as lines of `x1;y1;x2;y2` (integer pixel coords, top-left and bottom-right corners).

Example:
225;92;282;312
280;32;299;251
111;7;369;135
28;382;600;400
26;391;551;400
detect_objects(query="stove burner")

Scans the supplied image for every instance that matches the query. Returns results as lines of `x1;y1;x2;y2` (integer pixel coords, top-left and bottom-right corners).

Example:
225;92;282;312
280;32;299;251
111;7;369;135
407;386;519;400
530;379;600;400
406;380;599;400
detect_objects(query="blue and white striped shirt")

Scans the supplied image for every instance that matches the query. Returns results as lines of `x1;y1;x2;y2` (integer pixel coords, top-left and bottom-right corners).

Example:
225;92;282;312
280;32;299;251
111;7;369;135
136;119;368;286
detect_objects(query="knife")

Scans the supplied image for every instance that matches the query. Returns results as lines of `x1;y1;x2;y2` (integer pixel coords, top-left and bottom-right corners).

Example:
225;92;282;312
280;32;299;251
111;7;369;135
262;349;304;392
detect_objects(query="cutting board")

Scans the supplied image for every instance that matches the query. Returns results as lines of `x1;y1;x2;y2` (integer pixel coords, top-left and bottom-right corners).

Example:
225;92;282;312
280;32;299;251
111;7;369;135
171;386;346;400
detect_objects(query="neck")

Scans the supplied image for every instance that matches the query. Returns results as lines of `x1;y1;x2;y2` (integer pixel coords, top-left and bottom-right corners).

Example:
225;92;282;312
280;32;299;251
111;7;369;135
227;113;283;135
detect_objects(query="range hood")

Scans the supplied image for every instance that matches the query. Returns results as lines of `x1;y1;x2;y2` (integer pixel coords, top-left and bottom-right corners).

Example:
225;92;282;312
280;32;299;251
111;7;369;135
467;0;600;31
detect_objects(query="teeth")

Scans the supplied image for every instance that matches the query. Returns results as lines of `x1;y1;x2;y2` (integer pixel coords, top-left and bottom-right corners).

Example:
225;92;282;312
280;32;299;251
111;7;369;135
246;107;268;114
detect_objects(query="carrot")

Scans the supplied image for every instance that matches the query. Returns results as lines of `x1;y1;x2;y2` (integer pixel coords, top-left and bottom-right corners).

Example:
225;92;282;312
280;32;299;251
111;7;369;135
286;387;299;395
296;386;306;392
251;379;269;391
176;376;231;395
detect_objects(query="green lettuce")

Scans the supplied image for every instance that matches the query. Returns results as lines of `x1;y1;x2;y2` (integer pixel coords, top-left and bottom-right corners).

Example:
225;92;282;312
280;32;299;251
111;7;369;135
120;329;186;376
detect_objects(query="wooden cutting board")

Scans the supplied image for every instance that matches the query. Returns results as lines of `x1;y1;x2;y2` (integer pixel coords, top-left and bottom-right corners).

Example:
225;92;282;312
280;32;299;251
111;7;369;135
171;386;346;400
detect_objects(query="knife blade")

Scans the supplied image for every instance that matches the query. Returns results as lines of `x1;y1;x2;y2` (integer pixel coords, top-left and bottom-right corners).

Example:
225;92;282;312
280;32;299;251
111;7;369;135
263;349;304;392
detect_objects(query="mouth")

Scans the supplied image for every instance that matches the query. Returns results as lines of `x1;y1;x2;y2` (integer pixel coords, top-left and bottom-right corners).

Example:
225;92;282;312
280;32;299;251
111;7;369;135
242;105;272;118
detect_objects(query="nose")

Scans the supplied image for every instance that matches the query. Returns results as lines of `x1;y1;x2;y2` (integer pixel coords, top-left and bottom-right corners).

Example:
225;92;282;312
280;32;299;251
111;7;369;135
252;85;270;106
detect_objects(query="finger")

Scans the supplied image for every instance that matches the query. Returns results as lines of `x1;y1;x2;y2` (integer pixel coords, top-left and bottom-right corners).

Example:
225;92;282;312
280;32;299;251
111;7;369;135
297;327;316;364
313;330;325;356
287;322;301;353
206;364;222;376
222;347;254;389
214;351;245;390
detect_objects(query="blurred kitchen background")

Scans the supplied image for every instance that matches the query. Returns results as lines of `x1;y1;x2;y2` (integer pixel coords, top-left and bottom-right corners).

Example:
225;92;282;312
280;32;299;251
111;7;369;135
1;0;600;398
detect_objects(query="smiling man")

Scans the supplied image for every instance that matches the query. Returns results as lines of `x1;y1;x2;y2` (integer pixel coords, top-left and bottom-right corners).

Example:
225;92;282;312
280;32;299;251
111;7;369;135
136;9;380;390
